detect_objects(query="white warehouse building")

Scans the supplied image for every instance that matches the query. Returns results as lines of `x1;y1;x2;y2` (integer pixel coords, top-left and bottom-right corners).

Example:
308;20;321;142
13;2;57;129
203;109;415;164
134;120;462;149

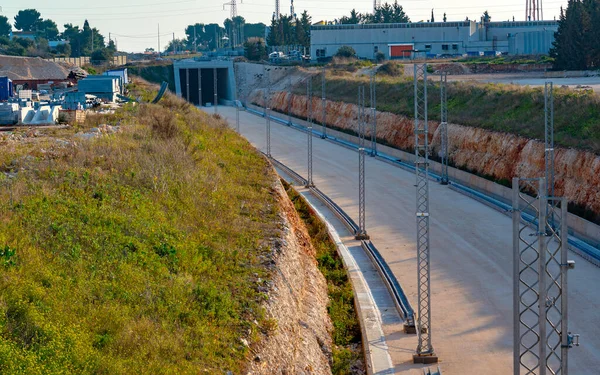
310;20;558;60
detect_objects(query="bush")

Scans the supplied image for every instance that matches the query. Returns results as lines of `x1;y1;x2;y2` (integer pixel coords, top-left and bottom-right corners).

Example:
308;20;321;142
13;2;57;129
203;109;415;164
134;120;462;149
377;61;403;76
243;37;267;61
91;48;114;63
335;45;356;58
375;51;385;63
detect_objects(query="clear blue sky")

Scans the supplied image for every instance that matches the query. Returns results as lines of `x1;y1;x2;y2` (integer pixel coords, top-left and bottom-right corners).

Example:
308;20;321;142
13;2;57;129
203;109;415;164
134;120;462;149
2;0;568;52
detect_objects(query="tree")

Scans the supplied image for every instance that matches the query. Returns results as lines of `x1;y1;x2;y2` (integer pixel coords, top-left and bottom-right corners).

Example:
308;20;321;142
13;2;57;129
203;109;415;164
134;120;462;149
54;43;71;57
36;19;59;40
431;9;435;22
339;9;362;24
107;39;117;53
0;16;11;37
91;48;113;62
443;12;447;22
243;37;267;60
14;9;42;31
335;45;356;58
62;23;81;56
164;38;186;53
482;10;491;23
298;11;311;48
550;0;591;70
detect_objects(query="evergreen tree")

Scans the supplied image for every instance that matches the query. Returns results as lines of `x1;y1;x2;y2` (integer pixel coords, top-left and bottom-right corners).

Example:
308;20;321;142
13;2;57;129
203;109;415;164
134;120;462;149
550;0;591;70
431;9;435;22
0;16;11;37
443;12;447;22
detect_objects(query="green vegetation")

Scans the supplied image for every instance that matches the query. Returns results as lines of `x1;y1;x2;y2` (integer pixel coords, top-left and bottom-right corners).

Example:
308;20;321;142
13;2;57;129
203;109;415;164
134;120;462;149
335;46;357;59
551;0;600;70
300;71;600;153
127;64;176;92
457;55;554;65
338;1;410;24
281;180;362;374
0;81;279;374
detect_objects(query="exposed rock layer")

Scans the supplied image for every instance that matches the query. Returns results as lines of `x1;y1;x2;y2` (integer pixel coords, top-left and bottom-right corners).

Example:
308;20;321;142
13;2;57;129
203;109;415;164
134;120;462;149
255;91;600;216
247;181;333;374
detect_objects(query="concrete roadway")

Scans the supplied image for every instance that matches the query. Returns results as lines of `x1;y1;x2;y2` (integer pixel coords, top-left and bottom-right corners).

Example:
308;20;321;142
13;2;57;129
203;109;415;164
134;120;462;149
215;106;600;374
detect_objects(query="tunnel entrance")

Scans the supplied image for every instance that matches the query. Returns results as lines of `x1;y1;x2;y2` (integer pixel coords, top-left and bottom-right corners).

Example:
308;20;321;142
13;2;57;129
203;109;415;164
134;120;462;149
174;61;235;107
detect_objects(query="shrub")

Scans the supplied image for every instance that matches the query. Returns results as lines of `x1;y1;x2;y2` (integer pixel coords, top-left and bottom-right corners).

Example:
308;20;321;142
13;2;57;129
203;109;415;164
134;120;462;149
335;45;356;58
377;61;403;76
375;51;385;63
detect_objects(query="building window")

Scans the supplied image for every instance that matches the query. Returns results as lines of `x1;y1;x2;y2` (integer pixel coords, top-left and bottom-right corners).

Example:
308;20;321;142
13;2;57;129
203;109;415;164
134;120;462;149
425;44;432;50
374;46;379;53
316;48;326;57
452;44;459;50
442;44;449;50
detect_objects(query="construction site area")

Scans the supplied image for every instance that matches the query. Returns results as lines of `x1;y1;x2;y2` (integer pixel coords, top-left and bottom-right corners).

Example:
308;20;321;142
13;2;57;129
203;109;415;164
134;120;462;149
183;56;600;374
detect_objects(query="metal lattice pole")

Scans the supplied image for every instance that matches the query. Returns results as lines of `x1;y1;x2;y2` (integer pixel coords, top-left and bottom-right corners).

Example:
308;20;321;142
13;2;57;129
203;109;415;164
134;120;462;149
321;66;327;138
266;73;271;158
512;178;577;375
213;67;218;114
413;64;437;363
545;81;555;226
370;71;377;156
306;79;314;188
356;86;369;240
440;72;449;185
288;75;292;125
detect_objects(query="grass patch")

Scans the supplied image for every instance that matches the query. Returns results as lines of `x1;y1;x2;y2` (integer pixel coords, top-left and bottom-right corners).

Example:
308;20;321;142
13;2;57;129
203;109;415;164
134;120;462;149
281;180;363;374
0;80;279;374
297;71;600;153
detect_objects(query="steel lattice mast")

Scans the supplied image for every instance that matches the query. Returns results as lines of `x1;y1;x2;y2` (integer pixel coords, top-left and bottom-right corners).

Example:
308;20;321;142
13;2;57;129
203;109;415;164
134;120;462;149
413;64;437;364
266;69;271;158
370;71;377;156
306;78;314;187
440;72;449;185
512;178;577;375
356;86;369;240
223;0;242;46
321;66;327;139
274;0;280;20
545;81;555;224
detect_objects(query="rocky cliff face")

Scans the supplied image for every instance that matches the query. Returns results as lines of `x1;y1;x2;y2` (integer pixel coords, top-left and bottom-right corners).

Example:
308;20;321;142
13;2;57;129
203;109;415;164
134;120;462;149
247;180;333;374
255;90;600;218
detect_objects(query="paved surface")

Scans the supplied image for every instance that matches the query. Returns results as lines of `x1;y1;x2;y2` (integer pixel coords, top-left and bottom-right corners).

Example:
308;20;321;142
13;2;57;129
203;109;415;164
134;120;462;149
215;106;600;374
447;73;600;92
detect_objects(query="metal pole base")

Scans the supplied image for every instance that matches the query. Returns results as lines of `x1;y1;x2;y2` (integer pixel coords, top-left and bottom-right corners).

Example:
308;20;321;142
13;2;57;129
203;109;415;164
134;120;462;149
320;134;326;139
440;180;449;186
413;354;439;364
354;232;370;240
403;323;417;334
369;151;377;157
304;183;315;188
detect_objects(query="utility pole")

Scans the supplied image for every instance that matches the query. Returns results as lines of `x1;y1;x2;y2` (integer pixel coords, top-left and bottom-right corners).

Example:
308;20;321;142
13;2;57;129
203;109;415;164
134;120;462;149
369;70;377;156
512;178;577;375
305;79;314;188
288;75;292;125
356;86;369;240
545;81;555;225
213;67;218;114
158;24;160;56
172;33;176;55
413;64;438;364
321;66;327;138
440;72;449;185
266;69;271;157
274;0;280;20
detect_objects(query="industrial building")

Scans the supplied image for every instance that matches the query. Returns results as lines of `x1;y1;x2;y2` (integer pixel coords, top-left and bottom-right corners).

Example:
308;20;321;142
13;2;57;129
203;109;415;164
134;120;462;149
310;20;558;60
173;60;236;106
78;76;121;102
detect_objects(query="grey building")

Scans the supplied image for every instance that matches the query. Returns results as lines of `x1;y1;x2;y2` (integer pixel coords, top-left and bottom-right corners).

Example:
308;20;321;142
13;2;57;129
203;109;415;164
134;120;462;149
310;20;558;60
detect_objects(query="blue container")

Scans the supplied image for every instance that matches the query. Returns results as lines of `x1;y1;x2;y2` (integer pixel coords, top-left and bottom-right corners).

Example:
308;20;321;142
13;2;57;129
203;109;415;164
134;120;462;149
0;77;13;101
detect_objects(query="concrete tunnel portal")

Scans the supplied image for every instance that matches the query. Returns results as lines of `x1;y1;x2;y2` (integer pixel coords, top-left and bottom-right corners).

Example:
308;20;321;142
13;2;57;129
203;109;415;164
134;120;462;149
173;60;236;107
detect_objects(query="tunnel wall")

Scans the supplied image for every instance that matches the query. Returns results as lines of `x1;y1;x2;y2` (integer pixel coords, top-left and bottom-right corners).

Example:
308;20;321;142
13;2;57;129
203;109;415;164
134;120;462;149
173;60;236;106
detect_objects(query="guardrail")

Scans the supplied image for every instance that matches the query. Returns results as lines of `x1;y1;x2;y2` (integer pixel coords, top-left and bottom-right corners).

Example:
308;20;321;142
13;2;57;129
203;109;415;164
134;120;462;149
247;103;600;268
